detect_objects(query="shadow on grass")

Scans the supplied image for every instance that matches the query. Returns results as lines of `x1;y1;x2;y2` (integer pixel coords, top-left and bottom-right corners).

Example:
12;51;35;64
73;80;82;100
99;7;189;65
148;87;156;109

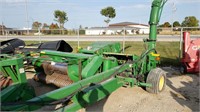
166;74;199;111
160;57;180;67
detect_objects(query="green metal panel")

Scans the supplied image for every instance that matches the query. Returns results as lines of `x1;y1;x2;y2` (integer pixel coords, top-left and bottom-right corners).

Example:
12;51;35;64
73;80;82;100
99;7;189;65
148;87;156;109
1;83;35;103
1;83;22;102
3;67;18;82
82;56;103;78
40;50;93;59
0;57;27;83
1;64;131;111
67;64;79;81
0;57;35;106
103;58;112;71
103;57;118;71
57;78;123;112
79;42;121;55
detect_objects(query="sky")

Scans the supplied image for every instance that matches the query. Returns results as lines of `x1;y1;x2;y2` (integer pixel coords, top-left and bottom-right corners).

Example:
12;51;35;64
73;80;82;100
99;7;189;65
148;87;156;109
0;0;200;29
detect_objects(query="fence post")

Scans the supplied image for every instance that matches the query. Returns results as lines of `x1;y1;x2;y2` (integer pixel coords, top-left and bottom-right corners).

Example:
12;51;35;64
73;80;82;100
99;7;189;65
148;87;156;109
1;22;4;35
6;30;8;40
38;28;41;43
122;27;125;53
77;29;80;48
179;27;183;59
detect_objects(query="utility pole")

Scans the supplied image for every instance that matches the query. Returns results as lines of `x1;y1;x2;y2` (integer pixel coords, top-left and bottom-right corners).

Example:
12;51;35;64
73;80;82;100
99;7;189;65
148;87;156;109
1;1;4;35
25;0;29;35
171;2;176;34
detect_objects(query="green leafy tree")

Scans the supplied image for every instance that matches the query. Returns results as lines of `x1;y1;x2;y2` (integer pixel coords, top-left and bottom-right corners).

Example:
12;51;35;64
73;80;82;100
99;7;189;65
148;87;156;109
159;22;171;27
79;29;85;35
100;6;116;26
181;16;199;27
163;22;171;27
54;10;68;29
32;21;42;29
173;21;181;27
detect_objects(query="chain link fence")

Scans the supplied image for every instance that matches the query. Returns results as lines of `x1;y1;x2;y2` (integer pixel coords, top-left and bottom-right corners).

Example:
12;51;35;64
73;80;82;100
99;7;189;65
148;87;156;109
0;27;199;52
1;27;200;36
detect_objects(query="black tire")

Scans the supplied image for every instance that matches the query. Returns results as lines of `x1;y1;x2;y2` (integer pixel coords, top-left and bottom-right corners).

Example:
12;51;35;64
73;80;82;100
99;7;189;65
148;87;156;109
146;68;166;94
180;63;187;74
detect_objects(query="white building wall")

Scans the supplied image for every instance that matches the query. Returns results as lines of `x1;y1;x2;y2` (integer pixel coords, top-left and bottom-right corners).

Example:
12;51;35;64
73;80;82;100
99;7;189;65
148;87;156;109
127;30;134;34
85;29;105;35
85;24;149;35
139;29;149;34
129;25;149;34
129;25;149;29
106;30;115;35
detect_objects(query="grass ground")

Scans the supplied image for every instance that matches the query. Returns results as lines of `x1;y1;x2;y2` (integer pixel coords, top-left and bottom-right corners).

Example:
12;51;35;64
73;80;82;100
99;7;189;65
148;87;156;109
25;41;180;67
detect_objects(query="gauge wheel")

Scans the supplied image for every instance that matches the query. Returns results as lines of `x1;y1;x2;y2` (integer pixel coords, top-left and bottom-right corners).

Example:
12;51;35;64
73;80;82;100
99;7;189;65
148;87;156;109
146;67;166;94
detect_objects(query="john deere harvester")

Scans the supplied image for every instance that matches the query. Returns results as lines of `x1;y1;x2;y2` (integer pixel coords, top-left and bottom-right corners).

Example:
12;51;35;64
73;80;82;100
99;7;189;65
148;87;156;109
0;0;168;111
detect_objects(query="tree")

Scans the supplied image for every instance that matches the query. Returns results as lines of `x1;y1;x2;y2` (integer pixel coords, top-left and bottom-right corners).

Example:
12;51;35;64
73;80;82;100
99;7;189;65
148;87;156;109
181;16;199;27
42;23;49;29
49;23;59;34
32;21;42;29
173;21;180;27
163;22;171;27
49;23;59;29
100;6;116;26
54;10;68;29
42;23;50;34
79;25;83;29
159;22;171;27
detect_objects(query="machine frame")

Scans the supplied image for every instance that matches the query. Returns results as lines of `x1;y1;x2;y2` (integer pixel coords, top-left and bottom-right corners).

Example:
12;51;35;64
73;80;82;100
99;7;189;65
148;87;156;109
0;0;168;111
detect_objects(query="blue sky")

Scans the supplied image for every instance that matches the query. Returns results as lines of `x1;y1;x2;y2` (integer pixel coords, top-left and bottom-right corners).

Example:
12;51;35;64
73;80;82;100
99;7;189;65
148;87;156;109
0;0;200;29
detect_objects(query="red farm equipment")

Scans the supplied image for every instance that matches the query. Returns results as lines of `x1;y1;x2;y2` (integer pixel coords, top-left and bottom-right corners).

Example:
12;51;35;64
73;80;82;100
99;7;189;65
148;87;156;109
181;32;200;73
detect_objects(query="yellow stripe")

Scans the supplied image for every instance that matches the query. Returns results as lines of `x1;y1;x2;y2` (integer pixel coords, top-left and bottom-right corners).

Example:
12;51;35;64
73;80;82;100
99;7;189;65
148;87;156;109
151;52;160;57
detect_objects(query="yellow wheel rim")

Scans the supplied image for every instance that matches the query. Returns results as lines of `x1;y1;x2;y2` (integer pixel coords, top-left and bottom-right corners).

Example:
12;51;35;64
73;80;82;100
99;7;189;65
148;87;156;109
159;76;164;91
